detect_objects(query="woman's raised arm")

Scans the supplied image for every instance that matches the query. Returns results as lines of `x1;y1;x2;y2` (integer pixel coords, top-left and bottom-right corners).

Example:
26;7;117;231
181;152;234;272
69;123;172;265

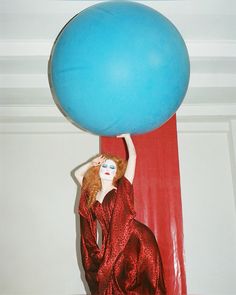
117;134;136;184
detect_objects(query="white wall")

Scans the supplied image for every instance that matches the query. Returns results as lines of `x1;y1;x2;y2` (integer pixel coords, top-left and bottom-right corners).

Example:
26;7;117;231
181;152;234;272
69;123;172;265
0;131;98;295
177;119;236;295
0;119;236;295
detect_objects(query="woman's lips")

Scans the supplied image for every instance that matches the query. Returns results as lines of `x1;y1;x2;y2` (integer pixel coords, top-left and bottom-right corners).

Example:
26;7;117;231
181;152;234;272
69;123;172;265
105;172;110;175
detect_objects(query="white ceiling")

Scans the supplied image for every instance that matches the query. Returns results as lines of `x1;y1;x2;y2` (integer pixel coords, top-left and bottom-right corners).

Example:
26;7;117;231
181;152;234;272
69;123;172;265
0;0;236;128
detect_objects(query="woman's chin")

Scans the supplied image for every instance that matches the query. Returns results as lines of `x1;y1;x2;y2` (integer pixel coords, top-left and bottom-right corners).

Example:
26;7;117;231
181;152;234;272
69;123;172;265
100;175;114;182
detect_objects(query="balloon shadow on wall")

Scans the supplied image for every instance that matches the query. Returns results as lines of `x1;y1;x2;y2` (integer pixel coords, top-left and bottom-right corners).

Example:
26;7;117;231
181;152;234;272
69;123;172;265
71;168;90;295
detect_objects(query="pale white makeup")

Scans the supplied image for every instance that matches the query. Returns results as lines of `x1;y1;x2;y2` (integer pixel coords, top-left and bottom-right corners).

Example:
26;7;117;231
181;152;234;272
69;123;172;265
99;159;117;181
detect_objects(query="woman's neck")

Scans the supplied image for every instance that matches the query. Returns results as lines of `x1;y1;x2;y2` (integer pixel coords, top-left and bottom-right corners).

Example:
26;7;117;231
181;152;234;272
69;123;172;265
100;179;115;192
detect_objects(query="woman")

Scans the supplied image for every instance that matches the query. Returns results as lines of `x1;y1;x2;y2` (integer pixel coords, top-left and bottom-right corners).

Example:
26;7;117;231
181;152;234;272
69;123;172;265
75;134;166;295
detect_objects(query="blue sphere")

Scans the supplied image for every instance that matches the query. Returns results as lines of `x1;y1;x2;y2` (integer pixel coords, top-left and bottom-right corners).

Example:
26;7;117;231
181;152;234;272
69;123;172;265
49;1;190;136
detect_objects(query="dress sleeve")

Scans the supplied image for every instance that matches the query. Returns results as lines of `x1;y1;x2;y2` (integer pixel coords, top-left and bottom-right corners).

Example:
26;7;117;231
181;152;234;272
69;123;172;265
78;189;100;293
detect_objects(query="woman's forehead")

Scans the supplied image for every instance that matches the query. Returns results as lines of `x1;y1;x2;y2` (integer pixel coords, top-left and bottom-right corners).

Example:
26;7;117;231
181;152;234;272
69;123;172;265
104;159;116;166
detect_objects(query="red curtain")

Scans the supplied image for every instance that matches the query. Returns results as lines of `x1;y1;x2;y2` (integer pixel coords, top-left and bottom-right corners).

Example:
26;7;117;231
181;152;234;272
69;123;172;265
100;115;187;295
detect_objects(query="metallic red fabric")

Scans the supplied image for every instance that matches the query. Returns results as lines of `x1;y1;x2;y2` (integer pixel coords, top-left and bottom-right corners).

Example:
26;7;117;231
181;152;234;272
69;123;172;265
79;177;166;295
100;115;187;295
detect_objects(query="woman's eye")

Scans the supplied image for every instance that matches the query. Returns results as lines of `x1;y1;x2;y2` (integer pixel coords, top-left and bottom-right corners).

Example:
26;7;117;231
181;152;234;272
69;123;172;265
110;165;115;169
102;164;107;168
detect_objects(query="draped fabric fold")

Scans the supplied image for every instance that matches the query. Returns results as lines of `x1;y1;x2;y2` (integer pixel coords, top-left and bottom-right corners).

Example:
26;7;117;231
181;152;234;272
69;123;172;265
97;177;136;293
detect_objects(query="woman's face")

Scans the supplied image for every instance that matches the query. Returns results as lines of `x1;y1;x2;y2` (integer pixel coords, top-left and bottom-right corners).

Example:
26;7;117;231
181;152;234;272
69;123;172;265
99;159;117;181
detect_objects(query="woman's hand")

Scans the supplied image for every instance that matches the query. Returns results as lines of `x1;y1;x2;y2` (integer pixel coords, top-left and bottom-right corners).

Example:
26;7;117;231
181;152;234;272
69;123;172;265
91;155;106;167
74;155;106;186
116;133;130;139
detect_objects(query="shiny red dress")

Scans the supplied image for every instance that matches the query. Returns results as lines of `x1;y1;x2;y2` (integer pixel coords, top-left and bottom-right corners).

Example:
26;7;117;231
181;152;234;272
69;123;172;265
78;177;166;295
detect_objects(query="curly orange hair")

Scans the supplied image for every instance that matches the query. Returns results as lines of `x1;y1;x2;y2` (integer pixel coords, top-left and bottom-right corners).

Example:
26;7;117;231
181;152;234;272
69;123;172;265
82;154;127;207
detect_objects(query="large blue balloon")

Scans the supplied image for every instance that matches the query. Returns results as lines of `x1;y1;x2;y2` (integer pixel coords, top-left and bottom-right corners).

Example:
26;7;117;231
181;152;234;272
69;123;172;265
49;1;190;136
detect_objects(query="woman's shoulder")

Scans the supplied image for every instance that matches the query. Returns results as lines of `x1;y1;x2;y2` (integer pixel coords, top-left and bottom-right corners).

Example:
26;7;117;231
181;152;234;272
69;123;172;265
116;176;135;214
117;176;133;191
120;175;132;184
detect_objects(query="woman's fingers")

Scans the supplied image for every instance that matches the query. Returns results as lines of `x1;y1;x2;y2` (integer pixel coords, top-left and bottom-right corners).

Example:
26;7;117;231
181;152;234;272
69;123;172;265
100;155;106;164
92;155;106;166
117;133;130;138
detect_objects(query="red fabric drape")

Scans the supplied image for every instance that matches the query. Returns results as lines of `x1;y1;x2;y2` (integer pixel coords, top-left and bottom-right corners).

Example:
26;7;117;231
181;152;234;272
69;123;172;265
100;115;187;295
